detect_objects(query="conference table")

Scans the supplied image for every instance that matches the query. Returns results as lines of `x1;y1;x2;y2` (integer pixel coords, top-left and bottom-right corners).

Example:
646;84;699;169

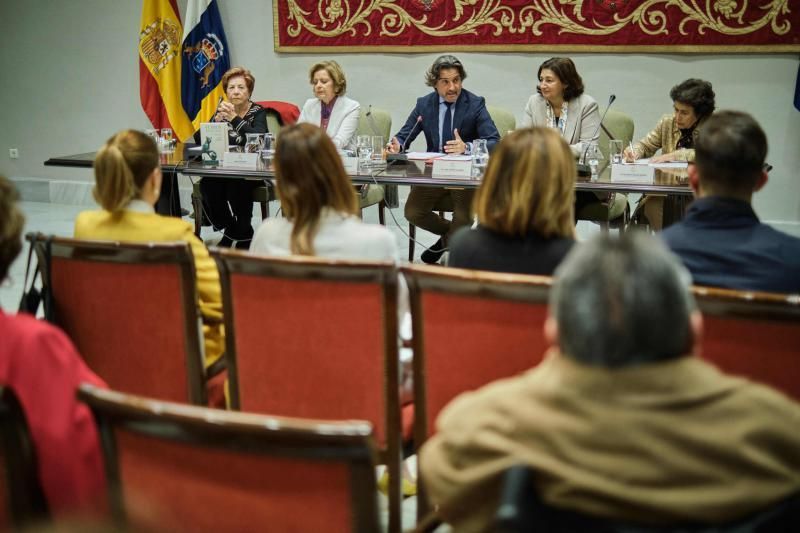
46;145;693;221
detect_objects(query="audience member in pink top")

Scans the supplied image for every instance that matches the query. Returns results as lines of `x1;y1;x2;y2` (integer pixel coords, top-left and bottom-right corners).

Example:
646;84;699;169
0;175;107;517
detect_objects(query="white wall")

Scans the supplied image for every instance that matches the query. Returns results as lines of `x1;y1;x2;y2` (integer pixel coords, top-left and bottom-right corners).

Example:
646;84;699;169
1;0;798;227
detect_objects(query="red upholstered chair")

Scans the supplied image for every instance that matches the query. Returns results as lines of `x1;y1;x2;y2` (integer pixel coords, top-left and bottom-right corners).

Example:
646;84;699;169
78;384;380;532
0;386;48;529
211;250;403;533
401;264;553;520
692;285;800;401
28;234;207;405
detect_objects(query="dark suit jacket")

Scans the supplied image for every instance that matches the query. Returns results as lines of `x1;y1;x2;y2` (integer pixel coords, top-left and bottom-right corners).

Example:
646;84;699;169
661;196;800;293
394;89;500;153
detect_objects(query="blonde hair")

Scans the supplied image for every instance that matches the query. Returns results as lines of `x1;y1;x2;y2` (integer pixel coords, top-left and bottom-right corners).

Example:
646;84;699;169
308;60;347;96
93;129;159;213
274;123;358;255
474;127;575;238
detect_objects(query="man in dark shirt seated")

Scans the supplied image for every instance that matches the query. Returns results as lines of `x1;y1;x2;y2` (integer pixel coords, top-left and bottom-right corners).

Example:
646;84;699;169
661;110;800;293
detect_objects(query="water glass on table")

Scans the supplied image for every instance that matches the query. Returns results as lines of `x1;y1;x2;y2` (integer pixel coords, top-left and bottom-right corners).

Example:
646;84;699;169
357;135;372;167
370;136;385;163
585;141;603;178
471;138;489;179
245;133;264;154
160;128;174;151
609;139;624;164
260;133;276;169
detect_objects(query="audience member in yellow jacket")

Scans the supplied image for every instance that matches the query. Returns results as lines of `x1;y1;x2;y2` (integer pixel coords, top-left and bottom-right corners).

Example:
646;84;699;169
74;129;224;377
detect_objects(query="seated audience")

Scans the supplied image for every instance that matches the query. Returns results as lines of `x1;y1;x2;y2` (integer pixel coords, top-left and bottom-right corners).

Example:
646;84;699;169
297;60;360;151
250;122;396;259
662;110;800;293
625;78;716;230
420;231;800;531
74;130;226;394
387;54;500;264
198;66;268;248
0;175;107;516
448;127;575;275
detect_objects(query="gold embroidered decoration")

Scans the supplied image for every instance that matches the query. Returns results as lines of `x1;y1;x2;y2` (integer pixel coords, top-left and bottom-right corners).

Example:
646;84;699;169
279;0;796;49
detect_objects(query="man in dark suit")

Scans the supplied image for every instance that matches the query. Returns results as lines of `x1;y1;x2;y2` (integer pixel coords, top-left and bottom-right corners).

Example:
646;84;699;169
661;110;800;293
388;55;500;264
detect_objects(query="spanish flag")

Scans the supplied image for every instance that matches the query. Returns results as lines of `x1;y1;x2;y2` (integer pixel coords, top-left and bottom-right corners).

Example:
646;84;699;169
181;0;230;131
139;0;194;141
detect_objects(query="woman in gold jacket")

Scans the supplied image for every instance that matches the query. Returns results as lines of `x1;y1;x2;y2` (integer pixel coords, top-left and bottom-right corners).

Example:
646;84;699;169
624;79;715;230
74;130;224;400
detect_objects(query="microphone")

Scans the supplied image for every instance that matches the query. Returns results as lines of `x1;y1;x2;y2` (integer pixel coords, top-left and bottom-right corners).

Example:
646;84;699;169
577;94;616;177
386;115;423;164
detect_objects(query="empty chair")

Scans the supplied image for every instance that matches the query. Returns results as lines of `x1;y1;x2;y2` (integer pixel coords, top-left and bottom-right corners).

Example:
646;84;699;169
28;234;207;404
355;105;393;221
693;285;800;401
487;105;517;136
401;264;552;520
212;250;404;533
78;383;380;532
0;386;48;529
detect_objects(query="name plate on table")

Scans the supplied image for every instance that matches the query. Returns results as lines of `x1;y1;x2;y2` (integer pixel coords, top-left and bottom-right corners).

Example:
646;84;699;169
432;158;473;179
611;163;655;183
222;152;259;169
340;156;358;174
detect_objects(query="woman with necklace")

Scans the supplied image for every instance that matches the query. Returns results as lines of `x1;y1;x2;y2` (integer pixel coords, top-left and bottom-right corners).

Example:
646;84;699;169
200;66;268;248
624;79;716;230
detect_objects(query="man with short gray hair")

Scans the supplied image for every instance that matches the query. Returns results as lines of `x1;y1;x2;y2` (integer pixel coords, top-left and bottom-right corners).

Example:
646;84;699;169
420;232;800;532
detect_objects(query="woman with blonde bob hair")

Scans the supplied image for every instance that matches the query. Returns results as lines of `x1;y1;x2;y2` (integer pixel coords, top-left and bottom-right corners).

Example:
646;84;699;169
74;130;226;404
250;123;396;259
448;127;576;274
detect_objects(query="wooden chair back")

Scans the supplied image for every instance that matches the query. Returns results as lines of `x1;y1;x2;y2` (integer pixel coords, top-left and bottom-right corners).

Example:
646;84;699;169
79;384;379;532
0;386;48;528
402;265;553;443
692;285;800;401
212;250;403;532
28;234;207;405
402;265;552;521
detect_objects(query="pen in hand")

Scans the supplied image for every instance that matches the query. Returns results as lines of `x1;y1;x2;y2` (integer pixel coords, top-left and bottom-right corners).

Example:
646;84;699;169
626;141;636;163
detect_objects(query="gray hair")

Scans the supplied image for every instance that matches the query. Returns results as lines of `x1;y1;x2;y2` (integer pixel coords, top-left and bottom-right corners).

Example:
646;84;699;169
424;55;467;87
551;232;696;368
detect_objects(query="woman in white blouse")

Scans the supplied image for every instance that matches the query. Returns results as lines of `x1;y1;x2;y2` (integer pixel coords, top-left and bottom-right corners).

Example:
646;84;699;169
297;60;360;152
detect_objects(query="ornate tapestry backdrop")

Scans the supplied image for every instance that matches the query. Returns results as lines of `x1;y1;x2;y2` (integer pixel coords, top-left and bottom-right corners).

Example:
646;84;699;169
274;0;799;53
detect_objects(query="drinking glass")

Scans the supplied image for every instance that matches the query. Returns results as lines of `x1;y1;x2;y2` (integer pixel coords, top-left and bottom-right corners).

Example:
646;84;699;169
471;139;489;179
357;135;372;166
370;136;385;162
245;133;264;154
260;133;276;168
609;139;624;164
585;142;604;178
144;129;160;148
160;128;174;151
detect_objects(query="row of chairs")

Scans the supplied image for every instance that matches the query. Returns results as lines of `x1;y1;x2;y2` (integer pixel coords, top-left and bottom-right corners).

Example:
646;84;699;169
0;383;381;532
21;233;800;531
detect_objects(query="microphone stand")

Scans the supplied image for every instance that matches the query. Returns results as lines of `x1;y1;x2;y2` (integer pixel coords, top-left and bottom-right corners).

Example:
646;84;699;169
577;94;616;177
387;115;423;164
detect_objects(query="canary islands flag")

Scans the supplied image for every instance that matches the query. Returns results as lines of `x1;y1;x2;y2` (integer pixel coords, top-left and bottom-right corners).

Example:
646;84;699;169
181;0;230;131
138;0;194;141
